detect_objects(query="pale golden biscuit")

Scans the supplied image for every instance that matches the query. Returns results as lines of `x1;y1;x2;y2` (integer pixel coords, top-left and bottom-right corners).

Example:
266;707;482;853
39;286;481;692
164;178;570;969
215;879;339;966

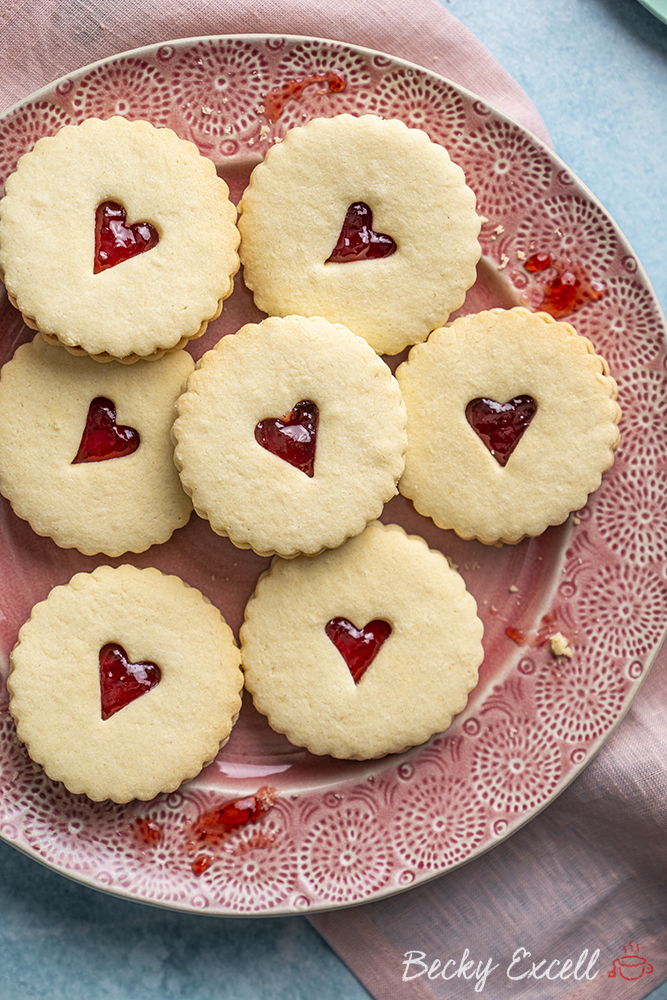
238;114;480;356
173;315;407;558
241;521;484;759
396;307;621;544
0;117;239;362
0;336;193;556
8;565;243;803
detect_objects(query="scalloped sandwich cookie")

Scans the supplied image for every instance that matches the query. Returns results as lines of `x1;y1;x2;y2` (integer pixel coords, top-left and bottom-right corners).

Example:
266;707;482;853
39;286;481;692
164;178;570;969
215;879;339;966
241;521;484;760
8;565;243;803
396;307;621;544
0;336;194;556
238;114;481;356
173;315;407;558
0;116;239;363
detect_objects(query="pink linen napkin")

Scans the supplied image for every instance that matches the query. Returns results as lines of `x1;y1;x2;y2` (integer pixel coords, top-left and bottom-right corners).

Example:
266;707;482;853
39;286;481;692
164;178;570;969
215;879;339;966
0;3;665;1000
0;0;550;146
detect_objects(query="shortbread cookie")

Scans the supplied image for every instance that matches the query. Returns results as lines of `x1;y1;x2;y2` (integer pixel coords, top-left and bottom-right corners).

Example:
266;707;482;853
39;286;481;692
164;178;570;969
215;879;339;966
238;114;480;355
396;307;621;544
8;565;243;802
173;315;407;558
0;335;193;555
241;521;484;760
0;116;239;362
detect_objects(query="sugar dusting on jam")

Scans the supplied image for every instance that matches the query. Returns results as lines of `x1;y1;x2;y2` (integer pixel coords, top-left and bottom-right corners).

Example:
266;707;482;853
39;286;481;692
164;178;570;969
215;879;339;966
466;395;537;467
325;617;392;684
522;249;607;318
255;400;318;477
326;203;397;263
94;201;159;273
186;786;278;876
72;397;140;464
99;643;161;720
263;72;346;123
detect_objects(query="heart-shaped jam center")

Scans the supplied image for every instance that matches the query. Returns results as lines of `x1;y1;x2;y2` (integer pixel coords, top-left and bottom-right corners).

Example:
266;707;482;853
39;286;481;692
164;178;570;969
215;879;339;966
325;617;392;684
99;643;161;720
326;202;397;262
466;395;537;467
94;201;159;273
255;400;319;477
72;397;140;464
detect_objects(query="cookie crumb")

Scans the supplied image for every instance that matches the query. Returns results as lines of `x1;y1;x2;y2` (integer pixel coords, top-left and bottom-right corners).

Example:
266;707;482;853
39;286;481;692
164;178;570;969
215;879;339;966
550;632;573;658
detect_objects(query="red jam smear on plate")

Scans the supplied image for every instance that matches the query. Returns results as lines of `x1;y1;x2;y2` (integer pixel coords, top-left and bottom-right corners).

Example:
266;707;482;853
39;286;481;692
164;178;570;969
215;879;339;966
466;395;537;467
132;818;164;848
99;643;161;721
255;400;318;477
94;201;159;274
186;787;278;876
327;202;397;263
263;72;346;123
325;617;392;683
523;250;607;318
72;397;140;464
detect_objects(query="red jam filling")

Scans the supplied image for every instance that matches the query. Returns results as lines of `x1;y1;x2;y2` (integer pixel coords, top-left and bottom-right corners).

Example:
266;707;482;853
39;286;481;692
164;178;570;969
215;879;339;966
72;397;140;464
94;201;159;274
325;617;392;684
327;202;397;263
187;787;278;875
255;400;318;477
263;72;346;123
99;643;161;721
523;250;606;318
466;395;537;467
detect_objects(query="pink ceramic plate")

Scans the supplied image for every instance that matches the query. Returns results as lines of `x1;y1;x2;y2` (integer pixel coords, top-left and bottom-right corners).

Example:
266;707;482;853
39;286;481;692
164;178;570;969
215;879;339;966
0;35;666;916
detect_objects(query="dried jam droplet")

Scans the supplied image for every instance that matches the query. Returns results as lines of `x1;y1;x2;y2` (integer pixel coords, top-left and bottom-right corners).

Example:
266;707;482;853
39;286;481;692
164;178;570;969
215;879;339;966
466;395;538;467
72;397;140;464
325;617;392;684
192;854;213;876
255;400;318;477
263;72;346;123
327;202;397;263
94;201;159;274
506;627;527;645
133;817;163;847
524;251;553;273
99;643;161;721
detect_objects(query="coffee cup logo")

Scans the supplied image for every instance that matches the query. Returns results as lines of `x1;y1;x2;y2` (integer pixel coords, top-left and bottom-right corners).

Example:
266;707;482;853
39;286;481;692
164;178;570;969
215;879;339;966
608;941;653;981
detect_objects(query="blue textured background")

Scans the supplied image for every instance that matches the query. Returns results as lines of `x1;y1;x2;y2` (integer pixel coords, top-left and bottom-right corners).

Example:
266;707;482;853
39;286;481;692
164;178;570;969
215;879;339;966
1;2;666;998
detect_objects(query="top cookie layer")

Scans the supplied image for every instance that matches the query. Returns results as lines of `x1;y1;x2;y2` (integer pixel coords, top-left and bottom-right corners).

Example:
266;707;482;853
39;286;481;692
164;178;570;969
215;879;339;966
173;315;407;558
396;307;621;544
8;564;243;803
0;116;239;362
241;521;484;760
238;114;480;356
